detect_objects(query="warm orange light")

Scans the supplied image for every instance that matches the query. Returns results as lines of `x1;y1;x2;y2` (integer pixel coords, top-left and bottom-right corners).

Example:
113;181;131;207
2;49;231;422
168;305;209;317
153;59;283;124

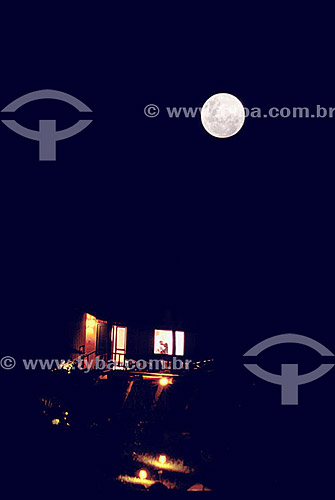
138;469;148;480
118;474;154;487
159;377;169;386
51;418;60;426
134;452;192;473
159;454;167;465
85;313;97;353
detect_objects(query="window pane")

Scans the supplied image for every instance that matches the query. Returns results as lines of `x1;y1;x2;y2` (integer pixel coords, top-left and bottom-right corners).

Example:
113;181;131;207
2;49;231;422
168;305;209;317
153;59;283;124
175;331;185;356
154;330;173;355
117;327;126;349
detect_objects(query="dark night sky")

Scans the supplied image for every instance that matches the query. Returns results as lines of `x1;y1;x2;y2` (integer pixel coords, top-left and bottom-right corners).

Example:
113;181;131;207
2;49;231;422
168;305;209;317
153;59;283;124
2;3;335;496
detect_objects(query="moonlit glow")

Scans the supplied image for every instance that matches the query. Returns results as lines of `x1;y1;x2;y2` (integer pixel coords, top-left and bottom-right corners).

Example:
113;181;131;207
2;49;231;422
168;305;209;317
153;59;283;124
201;93;245;138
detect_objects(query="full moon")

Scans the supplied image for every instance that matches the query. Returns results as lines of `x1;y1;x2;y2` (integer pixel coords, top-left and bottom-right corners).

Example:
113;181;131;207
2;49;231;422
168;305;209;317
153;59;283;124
200;93;245;138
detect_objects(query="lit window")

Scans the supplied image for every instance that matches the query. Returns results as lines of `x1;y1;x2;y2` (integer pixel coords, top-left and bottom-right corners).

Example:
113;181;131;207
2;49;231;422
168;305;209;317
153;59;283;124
175;331;185;356
154;330;173;355
117;327;126;349
85;313;97;353
111;325;127;369
154;329;185;356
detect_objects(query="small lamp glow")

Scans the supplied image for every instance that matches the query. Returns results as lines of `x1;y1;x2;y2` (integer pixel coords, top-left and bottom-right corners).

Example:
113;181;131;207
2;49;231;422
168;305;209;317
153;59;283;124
159;454;167;465
159;377;169;386
139;469;148;480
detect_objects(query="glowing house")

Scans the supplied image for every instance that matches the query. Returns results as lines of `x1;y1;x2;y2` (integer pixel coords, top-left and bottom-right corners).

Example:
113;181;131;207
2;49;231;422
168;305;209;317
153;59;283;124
70;311;187;369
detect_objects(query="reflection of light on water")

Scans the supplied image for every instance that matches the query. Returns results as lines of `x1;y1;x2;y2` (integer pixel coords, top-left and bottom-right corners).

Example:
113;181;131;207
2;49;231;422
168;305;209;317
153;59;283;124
134;453;192;473
117;475;176;490
117;474;155;487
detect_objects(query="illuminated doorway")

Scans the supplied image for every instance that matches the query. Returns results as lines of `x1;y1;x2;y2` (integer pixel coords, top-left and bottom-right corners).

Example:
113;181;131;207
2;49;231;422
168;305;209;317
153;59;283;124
111;325;127;368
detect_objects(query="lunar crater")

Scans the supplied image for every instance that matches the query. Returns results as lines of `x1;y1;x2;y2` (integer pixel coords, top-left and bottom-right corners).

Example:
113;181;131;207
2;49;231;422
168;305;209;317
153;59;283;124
201;93;245;138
